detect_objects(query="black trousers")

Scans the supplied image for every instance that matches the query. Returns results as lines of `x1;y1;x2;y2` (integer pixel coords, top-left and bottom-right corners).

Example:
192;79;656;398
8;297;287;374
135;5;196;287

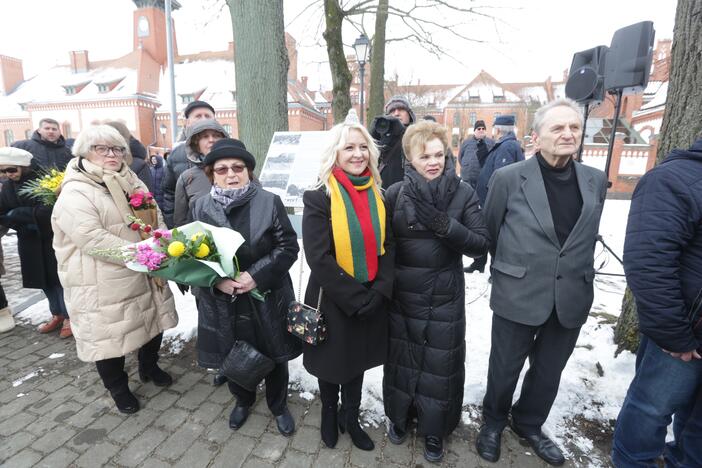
0;282;7;309
318;373;364;409
228;361;289;416
482;311;581;435
95;333;163;394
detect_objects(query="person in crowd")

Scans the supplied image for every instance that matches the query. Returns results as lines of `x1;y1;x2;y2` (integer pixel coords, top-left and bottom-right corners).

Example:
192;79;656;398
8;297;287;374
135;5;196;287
104;121;154;192
161;100;216;227
475;99;607;466
189;138;301;435
612;136;702;468
0;147;70;337
469;115;524;274
302;110;395;451
51;125;177;414
459;120;494;190
370;95;416;189
12;118;73;171
174;119;228;227
422;115;437;122
148;154;166;207
383;121;489;462
0;184;13;333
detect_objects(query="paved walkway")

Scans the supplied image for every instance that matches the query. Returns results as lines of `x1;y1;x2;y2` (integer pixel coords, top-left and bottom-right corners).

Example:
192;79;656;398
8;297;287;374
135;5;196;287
0;233;609;468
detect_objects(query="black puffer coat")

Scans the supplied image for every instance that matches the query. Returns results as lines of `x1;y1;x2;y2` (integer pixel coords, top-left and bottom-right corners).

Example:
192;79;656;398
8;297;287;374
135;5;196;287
12;131;73;171
302;188;395;384
0;173;61;289
190;184;302;368
383;163;489;437
160;143;190;228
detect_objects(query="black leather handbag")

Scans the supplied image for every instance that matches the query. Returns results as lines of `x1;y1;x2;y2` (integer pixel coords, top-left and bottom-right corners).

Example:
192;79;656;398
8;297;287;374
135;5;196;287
221;295;275;391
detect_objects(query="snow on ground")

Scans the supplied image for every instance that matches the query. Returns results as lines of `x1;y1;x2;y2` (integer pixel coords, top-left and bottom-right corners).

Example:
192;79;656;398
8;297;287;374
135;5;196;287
11;199;635;465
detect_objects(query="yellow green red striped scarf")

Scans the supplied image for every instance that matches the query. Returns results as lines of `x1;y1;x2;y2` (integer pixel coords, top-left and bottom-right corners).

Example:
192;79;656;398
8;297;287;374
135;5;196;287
329;167;386;282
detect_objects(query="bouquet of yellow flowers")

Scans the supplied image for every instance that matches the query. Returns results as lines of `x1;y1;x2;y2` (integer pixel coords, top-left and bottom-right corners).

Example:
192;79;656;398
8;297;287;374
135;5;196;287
17;168;65;205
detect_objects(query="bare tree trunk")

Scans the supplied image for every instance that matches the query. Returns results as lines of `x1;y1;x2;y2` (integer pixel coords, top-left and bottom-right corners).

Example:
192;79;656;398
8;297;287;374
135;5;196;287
323;0;352;124
614;0;702;355
367;0;388;127
227;0;289;174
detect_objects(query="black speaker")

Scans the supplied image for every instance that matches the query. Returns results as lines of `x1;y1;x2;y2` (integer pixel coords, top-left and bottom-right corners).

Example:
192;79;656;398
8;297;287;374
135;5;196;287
604;21;655;93
565;46;608;104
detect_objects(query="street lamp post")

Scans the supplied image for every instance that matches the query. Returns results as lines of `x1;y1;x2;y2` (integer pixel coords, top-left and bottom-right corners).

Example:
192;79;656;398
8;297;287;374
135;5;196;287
353;34;370;125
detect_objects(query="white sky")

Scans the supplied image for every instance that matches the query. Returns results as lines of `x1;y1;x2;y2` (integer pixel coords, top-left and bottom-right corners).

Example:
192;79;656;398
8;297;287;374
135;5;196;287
0;0;676;90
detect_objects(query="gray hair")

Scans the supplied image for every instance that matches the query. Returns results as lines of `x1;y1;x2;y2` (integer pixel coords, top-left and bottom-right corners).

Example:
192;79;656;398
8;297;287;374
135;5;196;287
532;98;583;134
494;124;514;135
72;125;128;159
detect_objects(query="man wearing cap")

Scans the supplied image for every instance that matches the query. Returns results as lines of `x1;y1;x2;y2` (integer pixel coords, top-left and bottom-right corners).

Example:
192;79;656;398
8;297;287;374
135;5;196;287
371;95;416;189
475;99;607;466
161;100;216;227
459;120;494;190
476;115;524;206
12;118;73;171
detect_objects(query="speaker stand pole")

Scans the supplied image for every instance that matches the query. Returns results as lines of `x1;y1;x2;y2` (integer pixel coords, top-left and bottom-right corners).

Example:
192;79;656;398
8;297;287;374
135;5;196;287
577;103;590;162
604;89;623;187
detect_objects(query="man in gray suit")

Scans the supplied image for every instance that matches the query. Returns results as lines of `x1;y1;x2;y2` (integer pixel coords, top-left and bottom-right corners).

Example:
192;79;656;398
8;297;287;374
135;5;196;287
475;98;607;466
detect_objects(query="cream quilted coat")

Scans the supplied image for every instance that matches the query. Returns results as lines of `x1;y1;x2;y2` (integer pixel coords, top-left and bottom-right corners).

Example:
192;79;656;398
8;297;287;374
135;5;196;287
51;158;177;362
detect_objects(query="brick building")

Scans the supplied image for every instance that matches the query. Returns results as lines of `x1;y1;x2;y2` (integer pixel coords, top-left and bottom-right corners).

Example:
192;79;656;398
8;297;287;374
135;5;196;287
0;0;327;151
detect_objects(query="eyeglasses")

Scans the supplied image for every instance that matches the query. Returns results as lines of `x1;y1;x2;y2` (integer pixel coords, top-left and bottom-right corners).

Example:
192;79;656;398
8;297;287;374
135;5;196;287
0;167;19;174
90;145;126;157
213;164;246;175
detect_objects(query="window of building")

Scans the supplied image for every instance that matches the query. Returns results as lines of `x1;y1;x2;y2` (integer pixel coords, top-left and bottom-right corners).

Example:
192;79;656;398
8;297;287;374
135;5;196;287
64;85;77;96
493;95;506;103
3;129;14;145
470;113;477;126
222;124;233;135
62;122;72;139
494;112;501;120
180;94;195;104
97;83;110;93
452;112;461;126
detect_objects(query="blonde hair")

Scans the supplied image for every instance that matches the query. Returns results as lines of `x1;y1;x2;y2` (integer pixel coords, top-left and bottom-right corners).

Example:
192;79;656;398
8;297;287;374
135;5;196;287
72;125;129;159
316;121;382;196
402;120;449;160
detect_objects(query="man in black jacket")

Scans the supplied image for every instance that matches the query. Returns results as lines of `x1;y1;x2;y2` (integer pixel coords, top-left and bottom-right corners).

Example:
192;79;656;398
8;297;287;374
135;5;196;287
612;137;702;468
160;100;215;227
371;96;416;189
12;118;73;171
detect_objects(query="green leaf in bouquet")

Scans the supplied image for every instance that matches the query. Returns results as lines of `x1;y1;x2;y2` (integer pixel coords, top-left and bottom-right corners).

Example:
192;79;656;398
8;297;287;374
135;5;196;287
148;258;224;288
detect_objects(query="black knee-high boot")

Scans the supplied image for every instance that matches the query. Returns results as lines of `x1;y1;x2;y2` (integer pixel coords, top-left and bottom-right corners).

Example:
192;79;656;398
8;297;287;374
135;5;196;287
339;374;374;451
318;379;340;448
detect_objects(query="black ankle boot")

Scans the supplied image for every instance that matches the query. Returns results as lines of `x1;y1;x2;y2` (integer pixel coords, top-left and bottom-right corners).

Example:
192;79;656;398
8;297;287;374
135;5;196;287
424;435;444;462
343;408;374;451
321;403;339;448
110;387;140;414
138;365;172;387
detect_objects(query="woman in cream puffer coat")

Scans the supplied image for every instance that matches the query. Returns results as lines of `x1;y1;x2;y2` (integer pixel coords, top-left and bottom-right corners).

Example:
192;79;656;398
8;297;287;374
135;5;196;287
51;125;177;414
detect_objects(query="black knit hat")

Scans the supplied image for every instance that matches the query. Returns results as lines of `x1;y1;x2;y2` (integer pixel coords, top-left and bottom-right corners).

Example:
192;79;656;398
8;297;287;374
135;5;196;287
203;138;256;170
474;120;486;130
183;100;215;119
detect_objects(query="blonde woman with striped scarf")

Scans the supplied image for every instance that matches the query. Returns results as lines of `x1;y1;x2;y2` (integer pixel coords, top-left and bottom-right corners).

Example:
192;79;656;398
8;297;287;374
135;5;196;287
301;110;395;451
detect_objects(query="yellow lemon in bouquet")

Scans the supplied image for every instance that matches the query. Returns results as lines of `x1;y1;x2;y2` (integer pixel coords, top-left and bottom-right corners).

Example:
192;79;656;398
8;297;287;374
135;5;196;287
167;241;186;257
194;243;210;258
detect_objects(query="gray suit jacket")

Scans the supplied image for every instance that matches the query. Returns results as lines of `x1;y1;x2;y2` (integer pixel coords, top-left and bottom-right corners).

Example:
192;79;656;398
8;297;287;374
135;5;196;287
484;156;607;328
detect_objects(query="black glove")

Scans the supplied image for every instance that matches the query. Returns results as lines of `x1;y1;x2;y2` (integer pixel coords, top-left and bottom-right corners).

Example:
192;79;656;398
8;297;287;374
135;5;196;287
412;197;450;235
356;290;385;320
177;283;190;295
4;207;35;225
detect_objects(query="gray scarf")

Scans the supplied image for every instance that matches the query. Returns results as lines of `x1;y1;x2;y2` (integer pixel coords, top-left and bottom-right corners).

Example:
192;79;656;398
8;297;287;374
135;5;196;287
210;183;251;207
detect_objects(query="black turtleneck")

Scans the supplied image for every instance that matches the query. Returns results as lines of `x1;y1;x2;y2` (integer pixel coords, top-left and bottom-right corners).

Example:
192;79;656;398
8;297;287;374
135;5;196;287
536;153;582;246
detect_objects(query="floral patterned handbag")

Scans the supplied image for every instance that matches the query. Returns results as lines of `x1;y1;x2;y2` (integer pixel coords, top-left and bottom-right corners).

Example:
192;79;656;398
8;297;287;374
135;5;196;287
287;288;327;346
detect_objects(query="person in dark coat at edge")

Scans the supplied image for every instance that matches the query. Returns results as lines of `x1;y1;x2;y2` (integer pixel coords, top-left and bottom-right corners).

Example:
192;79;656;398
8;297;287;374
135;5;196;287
611;136;702;468
370;95;416;190
161;100;216;227
189;138;302;436
475;99;607;466
104;121;154;192
148;154;166;208
0;147;71;337
302;109;395;451
175;119;228;227
383;121;489;462
12;118;73;171
459;120;494;190
468;115;524;273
